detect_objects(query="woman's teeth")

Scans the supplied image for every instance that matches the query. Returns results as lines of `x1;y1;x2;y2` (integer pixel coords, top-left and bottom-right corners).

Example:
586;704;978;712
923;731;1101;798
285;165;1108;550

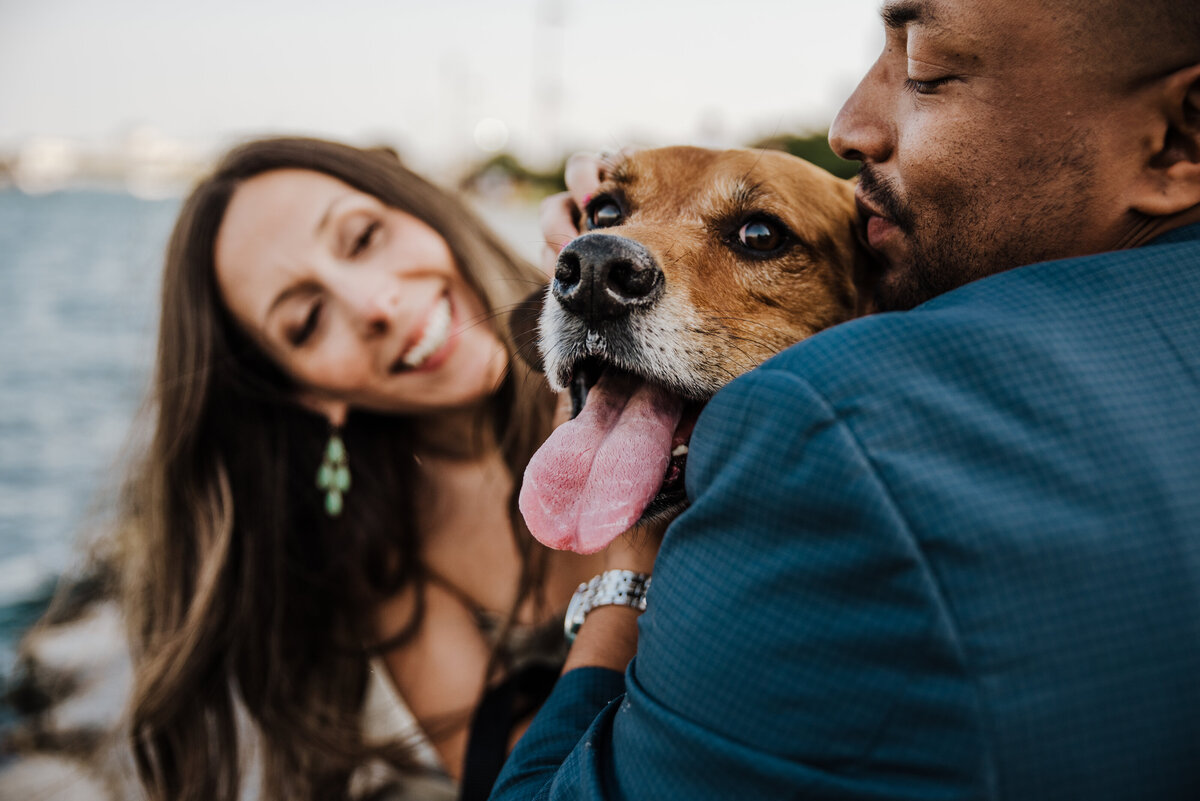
400;296;452;368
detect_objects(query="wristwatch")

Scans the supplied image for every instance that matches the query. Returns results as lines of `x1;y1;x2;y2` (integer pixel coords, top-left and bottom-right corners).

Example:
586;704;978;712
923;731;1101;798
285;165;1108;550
564;569;652;643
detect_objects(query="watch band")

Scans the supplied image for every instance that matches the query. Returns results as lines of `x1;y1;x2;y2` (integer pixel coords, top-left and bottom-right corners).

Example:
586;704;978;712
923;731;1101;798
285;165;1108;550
564;569;652;643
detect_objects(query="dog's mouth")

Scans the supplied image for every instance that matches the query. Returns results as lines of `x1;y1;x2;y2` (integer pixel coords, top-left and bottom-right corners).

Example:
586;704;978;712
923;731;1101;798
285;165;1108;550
519;355;706;554
568;356;704;499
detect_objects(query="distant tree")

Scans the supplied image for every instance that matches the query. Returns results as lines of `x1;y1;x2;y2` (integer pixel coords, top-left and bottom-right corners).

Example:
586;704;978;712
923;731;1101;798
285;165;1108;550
461;134;858;203
460;152;567;199
748;132;860;179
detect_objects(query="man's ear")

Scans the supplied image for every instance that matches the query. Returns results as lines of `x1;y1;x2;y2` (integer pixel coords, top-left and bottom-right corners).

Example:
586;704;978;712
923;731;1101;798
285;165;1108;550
1133;61;1200;217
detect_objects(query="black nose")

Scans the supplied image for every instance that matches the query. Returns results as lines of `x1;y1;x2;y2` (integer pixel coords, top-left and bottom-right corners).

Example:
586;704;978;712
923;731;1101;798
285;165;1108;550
553;233;663;324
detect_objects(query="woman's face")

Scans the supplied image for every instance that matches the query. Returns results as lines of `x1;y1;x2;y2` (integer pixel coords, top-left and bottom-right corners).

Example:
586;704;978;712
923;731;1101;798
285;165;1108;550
214;169;509;423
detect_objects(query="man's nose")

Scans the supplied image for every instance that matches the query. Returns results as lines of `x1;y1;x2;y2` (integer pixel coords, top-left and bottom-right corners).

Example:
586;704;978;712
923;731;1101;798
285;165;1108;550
829;58;893;164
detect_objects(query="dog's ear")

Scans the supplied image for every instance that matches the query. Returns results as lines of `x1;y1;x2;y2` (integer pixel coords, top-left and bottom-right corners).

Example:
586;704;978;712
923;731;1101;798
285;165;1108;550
508;286;547;373
840;177;881;317
851;221;881;317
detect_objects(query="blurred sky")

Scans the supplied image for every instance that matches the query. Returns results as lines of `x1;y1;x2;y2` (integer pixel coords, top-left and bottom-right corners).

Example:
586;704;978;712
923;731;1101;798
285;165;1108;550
0;0;883;170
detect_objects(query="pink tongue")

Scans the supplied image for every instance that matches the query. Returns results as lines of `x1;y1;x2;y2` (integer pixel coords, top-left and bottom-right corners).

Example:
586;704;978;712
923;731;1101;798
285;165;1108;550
520;372;684;554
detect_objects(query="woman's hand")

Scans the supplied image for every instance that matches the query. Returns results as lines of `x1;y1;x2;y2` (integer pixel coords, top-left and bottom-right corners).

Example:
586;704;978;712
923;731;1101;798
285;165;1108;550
541;153;613;428
541;149;642;428
542;148;661;674
538;150;638;278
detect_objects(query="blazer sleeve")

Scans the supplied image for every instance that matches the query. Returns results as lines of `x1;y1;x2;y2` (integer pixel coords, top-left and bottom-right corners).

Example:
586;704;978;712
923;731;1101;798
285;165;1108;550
492;365;983;801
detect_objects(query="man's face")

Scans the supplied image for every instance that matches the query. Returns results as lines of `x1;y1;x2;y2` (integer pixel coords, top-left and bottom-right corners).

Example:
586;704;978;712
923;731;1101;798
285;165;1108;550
830;0;1144;311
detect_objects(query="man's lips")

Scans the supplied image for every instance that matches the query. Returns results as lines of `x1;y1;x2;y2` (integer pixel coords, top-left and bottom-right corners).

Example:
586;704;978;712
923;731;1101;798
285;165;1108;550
866;216;898;249
855;193;899;251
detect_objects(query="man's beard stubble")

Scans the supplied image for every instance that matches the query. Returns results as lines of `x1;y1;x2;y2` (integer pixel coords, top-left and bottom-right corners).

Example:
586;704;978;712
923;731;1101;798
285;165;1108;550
857;165;988;313
857;142;1097;314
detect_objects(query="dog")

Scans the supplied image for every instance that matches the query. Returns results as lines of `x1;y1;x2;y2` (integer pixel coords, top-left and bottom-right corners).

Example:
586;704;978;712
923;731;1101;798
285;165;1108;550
516;146;874;553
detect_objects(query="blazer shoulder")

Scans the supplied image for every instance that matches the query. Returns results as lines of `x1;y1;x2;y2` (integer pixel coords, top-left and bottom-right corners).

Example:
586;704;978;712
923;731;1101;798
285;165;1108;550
760;227;1200;402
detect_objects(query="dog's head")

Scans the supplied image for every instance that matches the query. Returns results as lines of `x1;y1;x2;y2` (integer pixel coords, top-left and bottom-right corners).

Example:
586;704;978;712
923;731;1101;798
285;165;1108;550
518;146;873;553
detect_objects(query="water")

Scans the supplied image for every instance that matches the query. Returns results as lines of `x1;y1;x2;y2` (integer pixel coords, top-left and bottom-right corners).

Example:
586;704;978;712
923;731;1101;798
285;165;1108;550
0;187;543;729
0;189;177;698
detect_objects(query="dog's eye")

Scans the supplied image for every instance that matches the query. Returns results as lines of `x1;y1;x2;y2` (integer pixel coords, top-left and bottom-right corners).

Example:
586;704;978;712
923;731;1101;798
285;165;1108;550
738;219;783;251
588;201;623;229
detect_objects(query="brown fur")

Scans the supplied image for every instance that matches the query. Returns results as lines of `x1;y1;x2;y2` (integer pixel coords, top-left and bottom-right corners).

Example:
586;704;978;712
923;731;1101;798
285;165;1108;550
538;146;873;401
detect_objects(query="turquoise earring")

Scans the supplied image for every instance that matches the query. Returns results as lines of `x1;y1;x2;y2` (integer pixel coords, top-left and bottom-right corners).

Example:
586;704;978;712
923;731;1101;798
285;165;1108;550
316;429;351;517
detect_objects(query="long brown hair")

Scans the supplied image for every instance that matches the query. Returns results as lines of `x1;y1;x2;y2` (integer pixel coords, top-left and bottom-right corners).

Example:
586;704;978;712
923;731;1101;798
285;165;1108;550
120;137;554;800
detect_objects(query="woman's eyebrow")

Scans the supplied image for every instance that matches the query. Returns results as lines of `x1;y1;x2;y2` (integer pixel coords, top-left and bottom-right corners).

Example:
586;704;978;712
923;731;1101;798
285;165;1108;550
266;282;313;325
314;192;354;238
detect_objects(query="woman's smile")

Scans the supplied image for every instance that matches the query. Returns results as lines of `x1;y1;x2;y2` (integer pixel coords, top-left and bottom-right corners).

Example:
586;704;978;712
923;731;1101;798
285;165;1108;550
391;292;454;373
215;168;509;419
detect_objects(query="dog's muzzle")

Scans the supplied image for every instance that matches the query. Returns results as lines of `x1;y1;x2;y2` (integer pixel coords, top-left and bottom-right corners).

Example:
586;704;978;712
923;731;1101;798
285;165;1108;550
553;233;663;325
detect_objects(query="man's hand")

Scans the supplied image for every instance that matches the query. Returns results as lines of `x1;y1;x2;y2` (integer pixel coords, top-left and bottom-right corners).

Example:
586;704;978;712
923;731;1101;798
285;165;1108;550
562;517;668;674
600;518;664;577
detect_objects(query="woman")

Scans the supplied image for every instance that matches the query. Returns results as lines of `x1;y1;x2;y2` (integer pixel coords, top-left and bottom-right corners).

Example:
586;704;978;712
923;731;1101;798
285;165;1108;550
119;137;600;801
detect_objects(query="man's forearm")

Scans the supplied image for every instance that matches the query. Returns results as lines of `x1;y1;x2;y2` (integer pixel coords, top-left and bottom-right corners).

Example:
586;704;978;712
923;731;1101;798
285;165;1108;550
489;526;662;799
563;520;663;673
562;605;641;673
488;667;627;801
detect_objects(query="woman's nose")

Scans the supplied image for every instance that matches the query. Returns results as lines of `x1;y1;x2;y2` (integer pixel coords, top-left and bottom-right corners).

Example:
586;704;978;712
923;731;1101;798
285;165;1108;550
829;57;894;165
341;279;403;338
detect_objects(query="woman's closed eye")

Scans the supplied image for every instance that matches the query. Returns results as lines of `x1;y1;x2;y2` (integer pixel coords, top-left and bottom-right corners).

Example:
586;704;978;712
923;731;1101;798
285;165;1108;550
289;301;323;347
351;220;381;257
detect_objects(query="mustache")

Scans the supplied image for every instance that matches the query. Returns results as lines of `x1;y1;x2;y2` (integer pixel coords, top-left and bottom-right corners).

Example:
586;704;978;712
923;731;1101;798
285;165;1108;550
858;166;915;233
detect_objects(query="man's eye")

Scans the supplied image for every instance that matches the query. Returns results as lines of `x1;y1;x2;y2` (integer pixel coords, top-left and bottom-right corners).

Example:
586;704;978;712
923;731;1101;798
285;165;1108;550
903;76;954;95
588;201;623;229
737;219;784;252
351;220;381;256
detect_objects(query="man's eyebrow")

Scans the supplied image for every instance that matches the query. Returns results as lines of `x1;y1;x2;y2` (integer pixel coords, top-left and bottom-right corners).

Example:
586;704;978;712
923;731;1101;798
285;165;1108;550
881;0;934;29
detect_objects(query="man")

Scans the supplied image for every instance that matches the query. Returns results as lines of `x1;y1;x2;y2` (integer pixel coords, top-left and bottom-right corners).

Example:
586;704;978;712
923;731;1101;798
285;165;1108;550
491;0;1200;798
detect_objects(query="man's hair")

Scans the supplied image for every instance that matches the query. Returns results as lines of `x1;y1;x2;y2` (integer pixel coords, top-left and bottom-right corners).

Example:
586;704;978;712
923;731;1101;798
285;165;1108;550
1058;0;1200;82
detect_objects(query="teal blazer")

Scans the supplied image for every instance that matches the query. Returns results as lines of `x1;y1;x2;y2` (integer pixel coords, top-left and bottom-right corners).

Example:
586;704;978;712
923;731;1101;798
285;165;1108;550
492;224;1200;800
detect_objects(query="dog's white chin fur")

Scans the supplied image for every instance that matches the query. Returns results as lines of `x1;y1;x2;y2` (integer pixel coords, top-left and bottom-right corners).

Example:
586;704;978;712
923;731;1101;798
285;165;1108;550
538;286;734;402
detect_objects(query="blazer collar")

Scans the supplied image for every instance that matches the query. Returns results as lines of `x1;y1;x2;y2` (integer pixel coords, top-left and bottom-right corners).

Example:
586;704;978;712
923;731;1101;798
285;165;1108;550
1149;221;1200;247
